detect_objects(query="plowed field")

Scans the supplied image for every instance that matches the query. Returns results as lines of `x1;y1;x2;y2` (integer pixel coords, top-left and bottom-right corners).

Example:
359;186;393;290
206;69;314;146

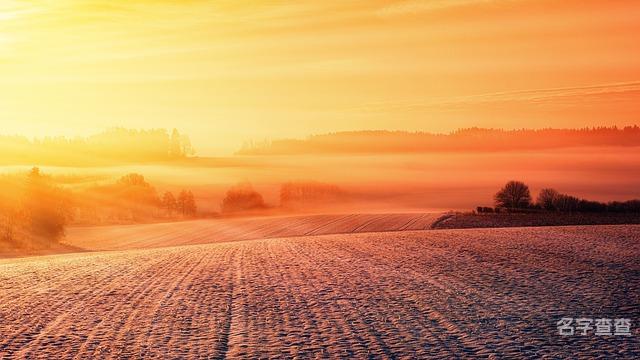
1;219;638;358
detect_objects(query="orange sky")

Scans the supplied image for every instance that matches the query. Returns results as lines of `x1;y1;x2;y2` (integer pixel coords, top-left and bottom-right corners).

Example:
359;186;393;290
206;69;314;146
1;0;639;154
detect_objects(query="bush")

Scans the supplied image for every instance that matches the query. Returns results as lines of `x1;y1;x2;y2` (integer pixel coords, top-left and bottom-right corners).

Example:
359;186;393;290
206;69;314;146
221;183;266;213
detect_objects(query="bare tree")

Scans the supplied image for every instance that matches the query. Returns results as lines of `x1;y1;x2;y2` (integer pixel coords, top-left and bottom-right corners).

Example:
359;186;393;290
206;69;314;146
162;191;177;216
494;181;532;209
553;194;580;212
537;188;559;211
184;191;197;217
177;190;197;217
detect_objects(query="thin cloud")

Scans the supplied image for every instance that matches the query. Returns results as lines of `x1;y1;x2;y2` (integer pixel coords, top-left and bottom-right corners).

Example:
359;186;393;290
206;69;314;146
377;0;509;16
353;82;640;112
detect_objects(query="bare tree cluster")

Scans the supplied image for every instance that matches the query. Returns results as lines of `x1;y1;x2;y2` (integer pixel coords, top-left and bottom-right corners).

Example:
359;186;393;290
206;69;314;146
162;190;197;217
488;180;640;213
535;188;640;213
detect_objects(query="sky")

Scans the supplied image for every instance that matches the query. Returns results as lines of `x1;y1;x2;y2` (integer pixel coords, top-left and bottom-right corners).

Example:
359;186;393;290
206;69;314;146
1;0;639;154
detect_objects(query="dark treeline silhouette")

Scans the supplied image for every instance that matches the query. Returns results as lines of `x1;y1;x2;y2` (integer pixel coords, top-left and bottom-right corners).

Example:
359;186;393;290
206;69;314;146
0;128;194;166
535;189;640;213
482;180;640;213
238;126;640;155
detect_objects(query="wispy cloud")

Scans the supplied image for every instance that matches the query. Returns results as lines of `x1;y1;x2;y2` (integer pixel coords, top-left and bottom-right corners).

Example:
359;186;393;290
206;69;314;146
377;0;509;16
353;82;640;112
449;82;640;104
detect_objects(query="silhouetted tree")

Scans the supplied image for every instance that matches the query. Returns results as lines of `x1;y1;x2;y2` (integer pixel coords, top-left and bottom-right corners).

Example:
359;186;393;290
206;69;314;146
177;190;197;217
553;194;580;212
162;191;177;216
118;173;148;187
81;173;161;221
23;167;72;242
577;199;607;212
608;200;640;213
167;129;195;158
185;191;197;216
221;183;266;213
116;173;160;208
537;188;560;211
494;181;532;209
170;129;182;158
180;134;195;157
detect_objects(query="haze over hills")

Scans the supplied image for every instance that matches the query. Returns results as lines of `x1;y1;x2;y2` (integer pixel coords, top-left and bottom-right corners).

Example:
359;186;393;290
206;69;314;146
2;126;640;166
0;128;194;166
238;126;640;155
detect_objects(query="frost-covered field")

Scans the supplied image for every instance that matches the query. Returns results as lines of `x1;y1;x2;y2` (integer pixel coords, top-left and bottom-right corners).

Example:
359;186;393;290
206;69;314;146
64;213;441;251
1;223;639;358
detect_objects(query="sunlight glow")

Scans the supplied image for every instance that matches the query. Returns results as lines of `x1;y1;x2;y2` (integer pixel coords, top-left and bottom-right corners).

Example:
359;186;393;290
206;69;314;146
0;1;639;154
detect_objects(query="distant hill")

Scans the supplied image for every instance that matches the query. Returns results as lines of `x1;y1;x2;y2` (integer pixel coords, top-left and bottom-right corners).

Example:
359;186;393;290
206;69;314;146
237;126;640;155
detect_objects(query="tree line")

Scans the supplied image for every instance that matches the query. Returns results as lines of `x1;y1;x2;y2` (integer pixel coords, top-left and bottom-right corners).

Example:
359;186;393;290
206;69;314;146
238;126;640;155
161;190;197;217
0;170;348;249
0;168;199;249
219;181;345;214
0;128;194;166
480;180;640;213
74;172;197;224
1;169;351;248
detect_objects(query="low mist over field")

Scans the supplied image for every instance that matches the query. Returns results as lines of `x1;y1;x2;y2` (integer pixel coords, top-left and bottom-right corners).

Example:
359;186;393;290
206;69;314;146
3;131;638;213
